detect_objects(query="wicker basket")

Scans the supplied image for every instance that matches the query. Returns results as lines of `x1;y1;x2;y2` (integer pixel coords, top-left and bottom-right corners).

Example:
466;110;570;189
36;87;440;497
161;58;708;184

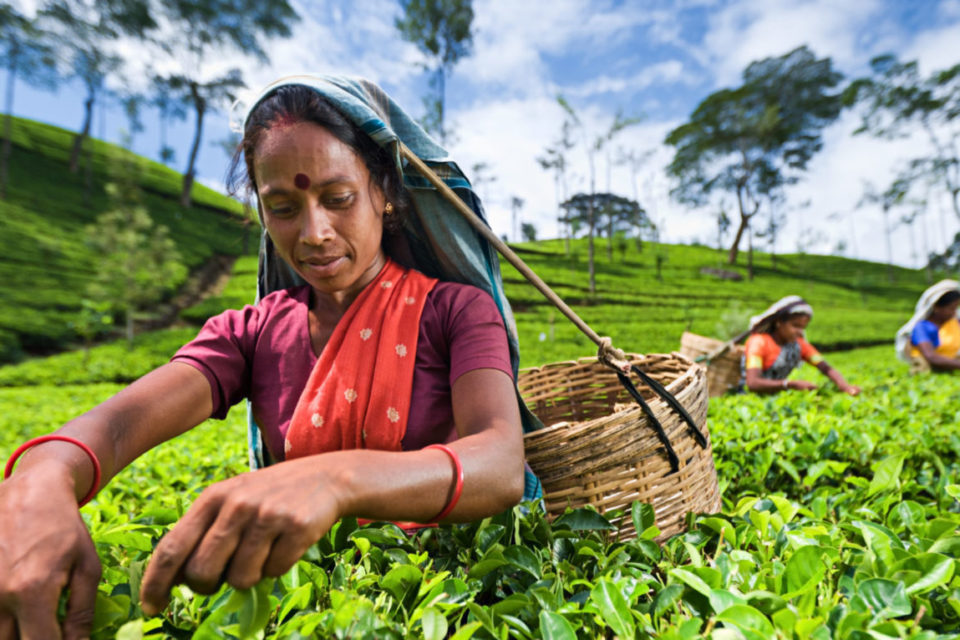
679;332;744;398
520;353;721;541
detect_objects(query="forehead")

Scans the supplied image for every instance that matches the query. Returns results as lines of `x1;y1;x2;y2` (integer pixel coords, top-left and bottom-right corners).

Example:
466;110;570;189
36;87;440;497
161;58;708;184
786;314;811;325
253;121;365;184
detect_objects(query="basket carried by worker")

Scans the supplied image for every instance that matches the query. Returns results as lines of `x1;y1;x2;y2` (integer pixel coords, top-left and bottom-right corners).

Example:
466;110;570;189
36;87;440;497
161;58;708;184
680;331;744;397
393;142;721;542
520;353;718;541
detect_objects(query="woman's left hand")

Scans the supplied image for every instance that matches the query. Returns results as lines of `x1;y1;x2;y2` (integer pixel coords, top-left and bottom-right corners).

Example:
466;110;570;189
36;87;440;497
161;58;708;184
139;460;345;616
841;384;861;396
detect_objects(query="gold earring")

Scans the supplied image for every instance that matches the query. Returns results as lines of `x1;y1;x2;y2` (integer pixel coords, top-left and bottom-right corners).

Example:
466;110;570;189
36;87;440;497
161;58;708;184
384;202;394;215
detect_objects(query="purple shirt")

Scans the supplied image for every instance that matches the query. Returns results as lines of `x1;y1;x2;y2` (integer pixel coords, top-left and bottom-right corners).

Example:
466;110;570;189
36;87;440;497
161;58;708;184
172;281;513;461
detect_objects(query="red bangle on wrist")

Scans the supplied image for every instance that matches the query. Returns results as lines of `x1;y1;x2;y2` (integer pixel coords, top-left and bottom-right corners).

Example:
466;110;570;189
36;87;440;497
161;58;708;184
424;443;463;522
4;435;102;507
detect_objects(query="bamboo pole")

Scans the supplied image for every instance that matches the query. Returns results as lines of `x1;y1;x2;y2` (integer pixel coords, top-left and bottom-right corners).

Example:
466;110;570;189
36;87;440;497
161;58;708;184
398;142;606;349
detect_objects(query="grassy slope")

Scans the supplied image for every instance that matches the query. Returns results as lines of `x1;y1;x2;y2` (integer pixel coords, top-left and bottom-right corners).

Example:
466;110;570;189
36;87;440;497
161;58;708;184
500;238;936;366
0;234;941;387
0;115;255;361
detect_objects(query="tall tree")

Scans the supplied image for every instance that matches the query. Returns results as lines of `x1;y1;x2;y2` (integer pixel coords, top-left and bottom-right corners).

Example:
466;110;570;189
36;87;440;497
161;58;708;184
537;115;576;254
510;196;524;242
0;4;56;198
395;0;473;144
155;0;298;206
715;207;731;253
561;192;648;275
39;0;155;173
845;55;960;222
151;75;186;166
85;141;186;345
520;222;537;242
666;45;843;264
470;161;496;204
558;96;640;293
858;180;902;283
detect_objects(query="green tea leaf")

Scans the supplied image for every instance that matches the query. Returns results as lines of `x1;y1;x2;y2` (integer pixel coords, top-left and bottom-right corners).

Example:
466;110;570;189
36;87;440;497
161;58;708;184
783;546;826;599
867;454;905;497
539;610;578;640
590;579;635;639
554;508;616;531
855;579;911;617
716;604;775;638
422;607;449;640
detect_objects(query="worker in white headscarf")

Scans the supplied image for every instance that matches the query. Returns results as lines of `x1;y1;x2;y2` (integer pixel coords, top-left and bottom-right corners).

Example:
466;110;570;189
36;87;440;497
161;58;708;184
895;280;960;372
743;296;861;395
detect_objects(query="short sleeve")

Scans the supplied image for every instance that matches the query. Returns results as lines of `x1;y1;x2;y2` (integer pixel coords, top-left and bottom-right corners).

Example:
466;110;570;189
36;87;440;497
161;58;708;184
744;334;766;370
910;320;940;348
439;285;513;384
171;305;259;419
799;338;824;365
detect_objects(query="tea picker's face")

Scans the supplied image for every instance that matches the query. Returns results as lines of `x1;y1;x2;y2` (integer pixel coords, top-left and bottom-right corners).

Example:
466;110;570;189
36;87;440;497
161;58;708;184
253;121;387;302
931;299;960;324
773;313;810;343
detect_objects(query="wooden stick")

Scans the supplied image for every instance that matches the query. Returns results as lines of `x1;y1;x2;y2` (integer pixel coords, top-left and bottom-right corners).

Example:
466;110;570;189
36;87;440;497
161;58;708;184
398;142;606;348
696;327;752;363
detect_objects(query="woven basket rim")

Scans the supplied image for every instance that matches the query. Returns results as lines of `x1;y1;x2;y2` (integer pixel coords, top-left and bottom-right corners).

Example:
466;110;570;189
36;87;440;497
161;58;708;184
521;352;698;441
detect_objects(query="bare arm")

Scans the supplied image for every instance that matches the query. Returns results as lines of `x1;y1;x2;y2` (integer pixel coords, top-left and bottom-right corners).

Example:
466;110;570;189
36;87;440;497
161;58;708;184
815;361;861;395
0;362;214;639
917;341;960;371
12;362;214;502
744;368;816;393
139;367;525;614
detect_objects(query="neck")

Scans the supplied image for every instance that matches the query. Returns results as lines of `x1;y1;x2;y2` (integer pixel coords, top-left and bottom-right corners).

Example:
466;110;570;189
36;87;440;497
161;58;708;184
311;254;390;315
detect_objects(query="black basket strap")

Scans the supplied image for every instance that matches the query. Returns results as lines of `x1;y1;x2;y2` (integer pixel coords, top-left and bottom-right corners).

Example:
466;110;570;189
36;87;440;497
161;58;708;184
629;365;708;448
616;371;680;472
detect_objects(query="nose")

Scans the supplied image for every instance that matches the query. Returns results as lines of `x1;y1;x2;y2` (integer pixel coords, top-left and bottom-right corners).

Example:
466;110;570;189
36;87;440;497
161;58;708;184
300;203;336;246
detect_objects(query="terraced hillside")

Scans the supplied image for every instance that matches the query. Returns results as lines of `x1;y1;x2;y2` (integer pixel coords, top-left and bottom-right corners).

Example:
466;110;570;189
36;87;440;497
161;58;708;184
0;115;254;361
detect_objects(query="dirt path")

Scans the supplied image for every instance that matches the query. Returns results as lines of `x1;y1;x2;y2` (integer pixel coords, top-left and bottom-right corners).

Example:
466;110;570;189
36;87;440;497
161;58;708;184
138;254;239;332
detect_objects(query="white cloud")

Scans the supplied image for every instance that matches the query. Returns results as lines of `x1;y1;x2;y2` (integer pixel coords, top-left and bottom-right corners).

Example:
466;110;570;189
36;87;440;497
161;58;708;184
561;61;693;98
942;0;960;19
700;0;888;86
905;20;960;73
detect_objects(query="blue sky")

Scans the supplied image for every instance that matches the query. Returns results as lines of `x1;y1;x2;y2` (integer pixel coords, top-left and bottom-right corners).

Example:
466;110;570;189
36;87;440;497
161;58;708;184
8;0;960;267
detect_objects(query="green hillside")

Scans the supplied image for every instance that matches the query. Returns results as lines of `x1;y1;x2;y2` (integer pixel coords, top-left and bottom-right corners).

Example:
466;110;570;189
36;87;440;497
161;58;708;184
500;239;939;365
0;115;255;361
0;232;943;387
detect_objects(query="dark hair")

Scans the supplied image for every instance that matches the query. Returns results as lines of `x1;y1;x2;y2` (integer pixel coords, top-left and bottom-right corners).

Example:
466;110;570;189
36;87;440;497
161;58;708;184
935;290;960;307
768;311;810;335
227;85;409;232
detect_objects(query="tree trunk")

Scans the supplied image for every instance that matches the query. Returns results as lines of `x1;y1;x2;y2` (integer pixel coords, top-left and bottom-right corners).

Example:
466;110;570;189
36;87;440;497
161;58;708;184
606;217;613;261
747;229;754;281
883;207;894;283
125;308;134;347
1;54;17;200
84;117;94;205
587;213;595;295
181;87;206;208
69;91;95;173
728;215;748;264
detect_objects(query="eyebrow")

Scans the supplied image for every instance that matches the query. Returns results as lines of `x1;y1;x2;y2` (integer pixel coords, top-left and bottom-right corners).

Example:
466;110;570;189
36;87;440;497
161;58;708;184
260;175;355;195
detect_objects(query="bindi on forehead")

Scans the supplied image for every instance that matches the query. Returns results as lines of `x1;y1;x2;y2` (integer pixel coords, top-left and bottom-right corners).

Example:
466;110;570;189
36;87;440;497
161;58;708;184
293;173;311;190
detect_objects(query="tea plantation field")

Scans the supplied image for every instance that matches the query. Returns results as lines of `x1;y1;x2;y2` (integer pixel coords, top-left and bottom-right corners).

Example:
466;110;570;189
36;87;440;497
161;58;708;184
2;336;959;638
0;116;253;362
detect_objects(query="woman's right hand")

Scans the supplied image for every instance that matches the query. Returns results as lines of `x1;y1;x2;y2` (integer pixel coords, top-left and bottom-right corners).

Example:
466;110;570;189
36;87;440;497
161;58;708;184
0;465;101;640
788;380;818;391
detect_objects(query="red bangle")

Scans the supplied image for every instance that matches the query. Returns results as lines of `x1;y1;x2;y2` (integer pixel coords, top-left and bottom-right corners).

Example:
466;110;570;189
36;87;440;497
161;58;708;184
4;435;102;507
425;443;463;522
